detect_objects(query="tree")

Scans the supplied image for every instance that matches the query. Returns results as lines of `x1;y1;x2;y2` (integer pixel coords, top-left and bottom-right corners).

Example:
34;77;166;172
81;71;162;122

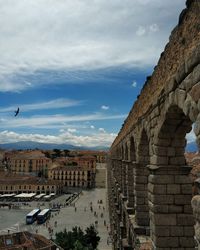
53;149;61;158
64;149;70;157
73;240;89;250
84;225;100;249
43;151;52;159
55;228;74;250
54;225;100;250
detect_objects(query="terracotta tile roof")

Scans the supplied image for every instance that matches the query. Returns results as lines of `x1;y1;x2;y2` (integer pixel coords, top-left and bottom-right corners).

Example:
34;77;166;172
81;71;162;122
7;150;49;160
73;150;108;155
50;165;86;171
0;231;62;249
139;241;153;250
0;173;60;185
185;152;200;165
191;164;200;178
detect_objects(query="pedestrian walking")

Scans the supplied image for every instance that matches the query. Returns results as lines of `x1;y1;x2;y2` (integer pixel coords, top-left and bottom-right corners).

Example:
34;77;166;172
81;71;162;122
107;237;109;245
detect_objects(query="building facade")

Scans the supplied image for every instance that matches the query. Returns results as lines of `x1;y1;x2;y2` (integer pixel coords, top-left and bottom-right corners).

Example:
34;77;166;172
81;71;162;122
71;150;108;163
6;151;52;176
95;163;107;188
48;165;95;188
0;173;63;195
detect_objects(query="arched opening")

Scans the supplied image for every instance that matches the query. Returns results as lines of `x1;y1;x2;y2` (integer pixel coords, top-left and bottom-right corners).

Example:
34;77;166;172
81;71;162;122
127;136;136;208
122;142;129;197
135;130;150;227
125;136;137;247
130;136;136;162
150;105;195;249
117;145;123;190
125;143;128;161
112;147;118;185
122;144;125;160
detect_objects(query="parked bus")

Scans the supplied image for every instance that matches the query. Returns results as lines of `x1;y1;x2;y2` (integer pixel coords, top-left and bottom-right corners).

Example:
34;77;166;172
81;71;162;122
26;208;41;224
37;208;51;224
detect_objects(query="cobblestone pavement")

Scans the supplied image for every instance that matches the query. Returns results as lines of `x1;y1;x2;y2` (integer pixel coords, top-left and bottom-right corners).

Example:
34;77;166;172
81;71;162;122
0;188;112;250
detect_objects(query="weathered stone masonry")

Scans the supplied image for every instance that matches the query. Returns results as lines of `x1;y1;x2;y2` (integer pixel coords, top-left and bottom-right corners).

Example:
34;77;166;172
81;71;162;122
108;0;200;249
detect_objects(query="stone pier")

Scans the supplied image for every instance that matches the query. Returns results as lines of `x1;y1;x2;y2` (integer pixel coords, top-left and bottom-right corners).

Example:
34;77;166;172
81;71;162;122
108;0;200;249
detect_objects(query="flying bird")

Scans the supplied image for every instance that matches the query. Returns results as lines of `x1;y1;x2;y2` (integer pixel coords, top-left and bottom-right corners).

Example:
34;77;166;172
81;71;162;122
14;107;20;117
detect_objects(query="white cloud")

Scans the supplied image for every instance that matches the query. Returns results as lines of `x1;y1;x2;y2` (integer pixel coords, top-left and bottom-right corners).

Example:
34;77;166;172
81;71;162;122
0;113;127;129
0;82;29;93
0;0;185;92
24;81;32;86
99;128;106;133
0;98;83;113
136;23;159;37
132;81;137;88
0;130;116;147
101;105;109;110
149;23;159;32
136;26;146;36
186;129;196;144
67;128;77;133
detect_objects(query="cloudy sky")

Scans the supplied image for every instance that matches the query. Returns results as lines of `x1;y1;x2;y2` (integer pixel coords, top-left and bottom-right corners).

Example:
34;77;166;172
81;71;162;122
0;0;192;148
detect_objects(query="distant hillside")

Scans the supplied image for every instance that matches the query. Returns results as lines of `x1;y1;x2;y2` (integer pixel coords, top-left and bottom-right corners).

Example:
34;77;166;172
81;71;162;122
0;140;196;152
0;141;109;151
0;140;196;153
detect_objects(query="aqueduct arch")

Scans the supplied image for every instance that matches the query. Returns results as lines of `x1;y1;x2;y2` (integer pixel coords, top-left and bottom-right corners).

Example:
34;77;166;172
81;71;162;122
135;129;150;227
108;0;200;249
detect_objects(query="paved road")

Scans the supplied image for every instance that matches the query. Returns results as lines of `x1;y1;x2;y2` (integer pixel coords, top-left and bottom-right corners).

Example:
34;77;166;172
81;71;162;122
0;188;112;250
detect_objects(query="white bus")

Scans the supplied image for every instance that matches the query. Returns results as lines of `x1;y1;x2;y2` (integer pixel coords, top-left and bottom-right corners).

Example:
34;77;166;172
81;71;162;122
26;208;41;224
37;208;51;224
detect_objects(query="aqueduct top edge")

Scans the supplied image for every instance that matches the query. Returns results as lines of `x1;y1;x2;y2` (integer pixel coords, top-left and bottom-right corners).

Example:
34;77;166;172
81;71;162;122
111;0;200;149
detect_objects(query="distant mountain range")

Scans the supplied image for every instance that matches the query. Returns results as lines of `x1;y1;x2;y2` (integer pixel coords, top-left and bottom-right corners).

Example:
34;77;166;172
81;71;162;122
0;141;109;151
0;140;197;152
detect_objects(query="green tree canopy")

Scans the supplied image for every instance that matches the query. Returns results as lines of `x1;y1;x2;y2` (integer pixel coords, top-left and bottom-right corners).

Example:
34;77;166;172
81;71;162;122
64;149;70;157
54;225;100;250
53;148;62;158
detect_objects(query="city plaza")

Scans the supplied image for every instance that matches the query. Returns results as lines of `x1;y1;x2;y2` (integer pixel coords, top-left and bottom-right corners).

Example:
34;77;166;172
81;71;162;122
0;188;112;250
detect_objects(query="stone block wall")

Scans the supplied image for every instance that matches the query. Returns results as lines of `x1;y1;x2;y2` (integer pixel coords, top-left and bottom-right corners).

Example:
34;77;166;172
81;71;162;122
108;0;200;249
191;195;200;246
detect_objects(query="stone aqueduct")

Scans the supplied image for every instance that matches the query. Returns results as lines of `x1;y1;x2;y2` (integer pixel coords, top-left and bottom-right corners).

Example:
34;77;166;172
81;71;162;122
108;0;200;249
